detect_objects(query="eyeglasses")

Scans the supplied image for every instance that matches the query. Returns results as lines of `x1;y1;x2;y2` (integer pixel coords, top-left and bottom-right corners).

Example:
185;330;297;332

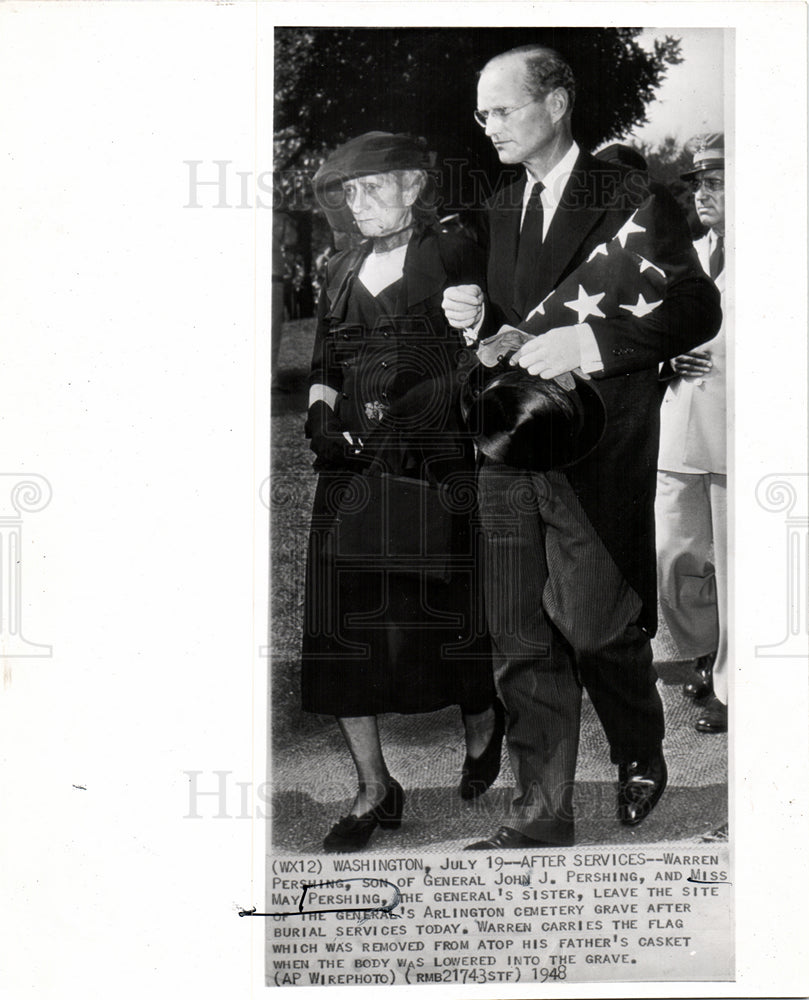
689;177;724;194
474;100;536;128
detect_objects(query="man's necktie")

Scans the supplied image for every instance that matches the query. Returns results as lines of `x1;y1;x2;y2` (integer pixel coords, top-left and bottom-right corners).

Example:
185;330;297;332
513;182;545;311
709;234;724;279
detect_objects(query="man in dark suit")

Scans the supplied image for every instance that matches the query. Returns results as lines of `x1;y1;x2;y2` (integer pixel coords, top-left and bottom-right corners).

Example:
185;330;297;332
443;45;722;848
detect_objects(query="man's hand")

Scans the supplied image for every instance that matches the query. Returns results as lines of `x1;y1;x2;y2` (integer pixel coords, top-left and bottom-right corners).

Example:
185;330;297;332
670;349;713;377
442;284;484;330
509;326;583;378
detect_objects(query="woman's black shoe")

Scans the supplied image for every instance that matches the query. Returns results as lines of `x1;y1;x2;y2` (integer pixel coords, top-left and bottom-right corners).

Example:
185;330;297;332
323;778;404;852
459;699;505;800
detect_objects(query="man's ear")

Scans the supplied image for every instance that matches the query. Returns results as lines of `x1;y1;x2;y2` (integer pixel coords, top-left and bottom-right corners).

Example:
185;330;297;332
547;87;570;124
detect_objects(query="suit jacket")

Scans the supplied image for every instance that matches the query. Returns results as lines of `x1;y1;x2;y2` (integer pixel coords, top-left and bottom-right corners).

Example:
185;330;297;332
658;232;726;474
483;152;722;631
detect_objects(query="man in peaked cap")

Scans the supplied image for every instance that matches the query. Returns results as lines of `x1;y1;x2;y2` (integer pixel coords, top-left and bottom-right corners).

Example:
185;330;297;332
657;132;728;735
442;45;722;848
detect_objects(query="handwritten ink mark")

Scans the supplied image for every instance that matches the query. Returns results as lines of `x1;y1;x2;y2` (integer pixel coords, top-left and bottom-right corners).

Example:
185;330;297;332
238;878;402;920
686;878;733;885
72;784;87;791
359;881;400;925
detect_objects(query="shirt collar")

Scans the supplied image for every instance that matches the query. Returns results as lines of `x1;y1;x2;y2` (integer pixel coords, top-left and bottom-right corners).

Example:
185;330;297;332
525;141;580;208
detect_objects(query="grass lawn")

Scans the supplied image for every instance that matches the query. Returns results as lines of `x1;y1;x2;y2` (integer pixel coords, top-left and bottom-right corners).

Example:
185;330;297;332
269;318;331;745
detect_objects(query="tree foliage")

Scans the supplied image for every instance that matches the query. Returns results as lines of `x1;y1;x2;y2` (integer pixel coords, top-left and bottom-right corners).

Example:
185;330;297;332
273;28;684;314
275;28;681;185
636;135;705;236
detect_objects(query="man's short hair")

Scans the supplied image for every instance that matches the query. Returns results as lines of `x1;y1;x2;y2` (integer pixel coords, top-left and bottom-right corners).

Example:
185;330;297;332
489;45;576;110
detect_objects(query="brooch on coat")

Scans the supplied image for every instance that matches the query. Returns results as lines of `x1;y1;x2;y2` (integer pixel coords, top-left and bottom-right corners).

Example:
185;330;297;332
363;400;390;423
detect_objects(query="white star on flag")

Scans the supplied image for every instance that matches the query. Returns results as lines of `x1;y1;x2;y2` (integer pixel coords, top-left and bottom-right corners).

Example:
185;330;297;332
525;298;547;322
615;213;646;248
586;243;610;263
619;293;662;318
564;284;606;323
639;257;666;280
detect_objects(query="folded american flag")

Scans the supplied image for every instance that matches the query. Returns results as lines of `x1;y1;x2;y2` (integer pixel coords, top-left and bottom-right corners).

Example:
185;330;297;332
475;196;668;390
521;196;668;332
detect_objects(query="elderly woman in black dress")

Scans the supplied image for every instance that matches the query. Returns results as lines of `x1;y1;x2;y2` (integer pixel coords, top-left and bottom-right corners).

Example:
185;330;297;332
302;132;503;852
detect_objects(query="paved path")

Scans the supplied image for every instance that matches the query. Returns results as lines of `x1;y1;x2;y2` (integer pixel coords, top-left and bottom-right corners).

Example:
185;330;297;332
271;659;727;855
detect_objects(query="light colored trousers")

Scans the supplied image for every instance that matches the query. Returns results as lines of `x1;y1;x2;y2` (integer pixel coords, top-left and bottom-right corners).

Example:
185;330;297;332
655;471;727;703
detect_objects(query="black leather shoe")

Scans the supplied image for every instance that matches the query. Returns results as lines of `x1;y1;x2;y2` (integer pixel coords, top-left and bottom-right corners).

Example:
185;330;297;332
695;695;728;734
465;825;572;850
683;652;716;700
617;754;667;826
323;779;404;853
459;699;506;800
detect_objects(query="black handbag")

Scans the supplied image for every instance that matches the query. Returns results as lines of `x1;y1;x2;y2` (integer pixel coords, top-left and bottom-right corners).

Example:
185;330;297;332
335;471;454;582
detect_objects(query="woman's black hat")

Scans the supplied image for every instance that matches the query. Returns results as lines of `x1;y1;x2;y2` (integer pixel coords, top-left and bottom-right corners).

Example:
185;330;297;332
313;131;436;234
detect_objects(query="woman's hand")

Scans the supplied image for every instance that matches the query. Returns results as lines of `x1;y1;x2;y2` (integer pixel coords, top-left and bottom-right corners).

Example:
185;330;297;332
305;402;365;469
305;401;349;467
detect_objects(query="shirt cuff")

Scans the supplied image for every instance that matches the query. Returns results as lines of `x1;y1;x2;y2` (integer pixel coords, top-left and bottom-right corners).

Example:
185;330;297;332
462;306;486;346
308;383;339;410
576;323;603;374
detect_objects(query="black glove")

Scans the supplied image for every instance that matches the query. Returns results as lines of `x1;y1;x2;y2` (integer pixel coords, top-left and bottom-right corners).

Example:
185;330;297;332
305;400;372;471
305;401;347;468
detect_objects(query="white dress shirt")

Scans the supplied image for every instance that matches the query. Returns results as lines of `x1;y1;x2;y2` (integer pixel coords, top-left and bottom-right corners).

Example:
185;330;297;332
518;141;602;373
521;140;581;238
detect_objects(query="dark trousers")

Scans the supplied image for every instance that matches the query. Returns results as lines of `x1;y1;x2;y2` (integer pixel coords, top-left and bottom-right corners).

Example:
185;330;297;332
478;463;664;844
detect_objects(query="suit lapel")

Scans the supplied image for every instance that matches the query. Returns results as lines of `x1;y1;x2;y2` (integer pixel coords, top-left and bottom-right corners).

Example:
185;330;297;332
693;233;710;275
488;178;525;322
489;154;641;321
528;154;610;308
324;246;367;322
